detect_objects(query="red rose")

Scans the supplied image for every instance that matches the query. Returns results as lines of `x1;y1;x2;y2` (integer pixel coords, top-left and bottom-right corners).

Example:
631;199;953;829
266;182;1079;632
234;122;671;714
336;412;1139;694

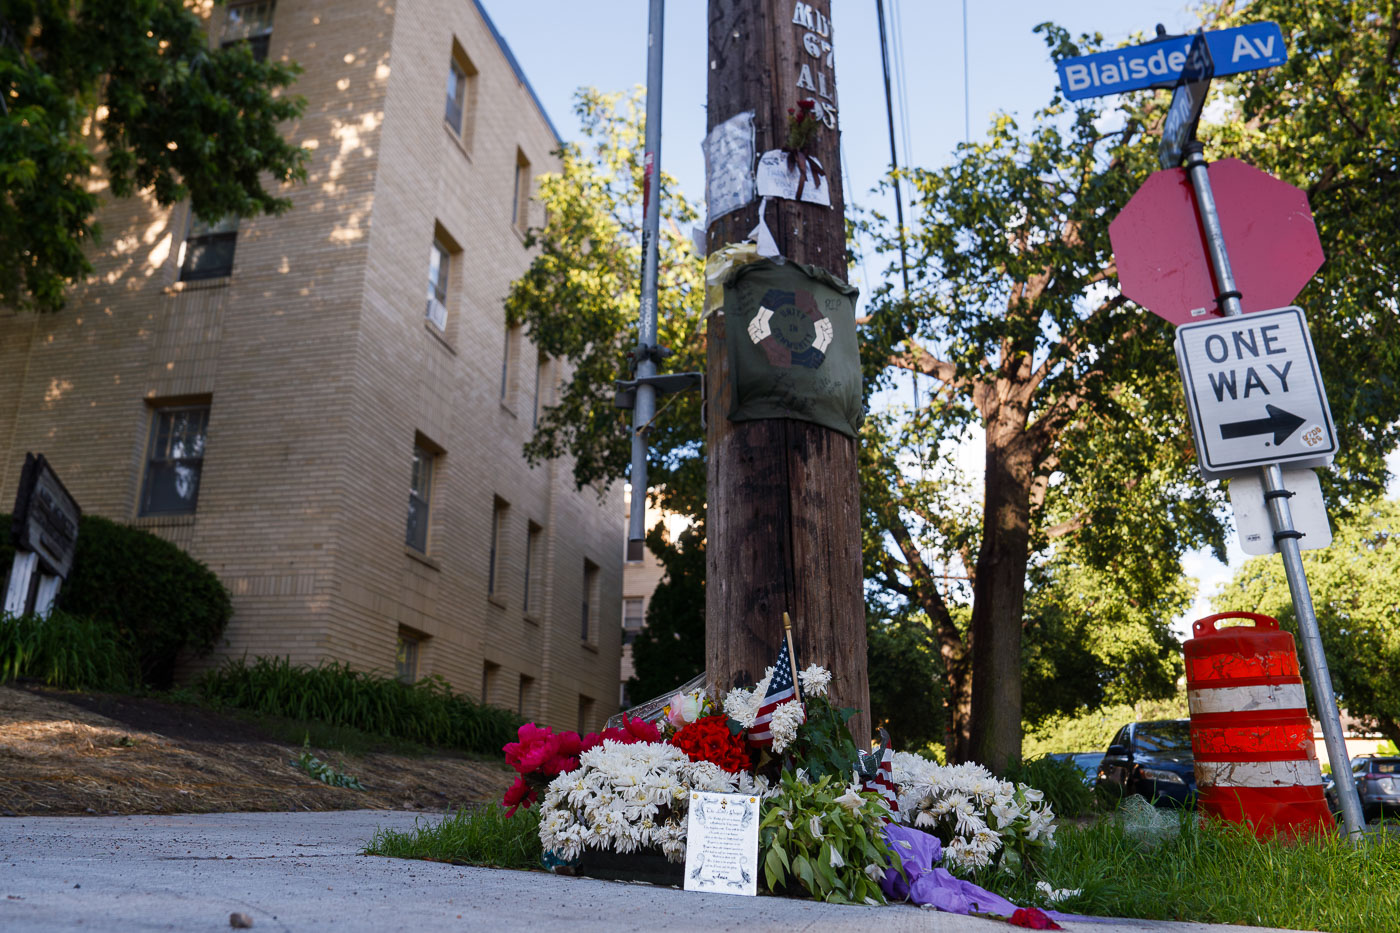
1009;908;1061;930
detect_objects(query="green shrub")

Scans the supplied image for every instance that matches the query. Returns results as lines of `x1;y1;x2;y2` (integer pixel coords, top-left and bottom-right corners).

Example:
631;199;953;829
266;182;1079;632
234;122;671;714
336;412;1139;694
0;609;135;690
1005;754;1097;819
195;656;522;754
50;514;232;688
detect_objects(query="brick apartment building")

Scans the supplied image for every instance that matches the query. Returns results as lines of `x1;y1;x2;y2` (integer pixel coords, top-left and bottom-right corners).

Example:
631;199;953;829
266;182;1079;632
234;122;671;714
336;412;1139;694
0;0;622;733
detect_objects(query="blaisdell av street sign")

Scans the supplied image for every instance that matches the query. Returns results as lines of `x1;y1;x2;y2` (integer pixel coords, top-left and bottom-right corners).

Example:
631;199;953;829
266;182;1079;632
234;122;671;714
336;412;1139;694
1056;22;1285;101
1175;306;1337;480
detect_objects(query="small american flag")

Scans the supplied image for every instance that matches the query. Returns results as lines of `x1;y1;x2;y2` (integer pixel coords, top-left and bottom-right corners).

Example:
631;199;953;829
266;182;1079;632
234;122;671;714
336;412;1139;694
860;732;901;822
748;637;801;745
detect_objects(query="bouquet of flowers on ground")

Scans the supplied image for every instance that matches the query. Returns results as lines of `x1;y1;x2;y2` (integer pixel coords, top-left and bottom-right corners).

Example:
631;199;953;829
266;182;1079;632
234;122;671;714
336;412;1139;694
538;739;768;863
892;753;1057;875
502;716;660;816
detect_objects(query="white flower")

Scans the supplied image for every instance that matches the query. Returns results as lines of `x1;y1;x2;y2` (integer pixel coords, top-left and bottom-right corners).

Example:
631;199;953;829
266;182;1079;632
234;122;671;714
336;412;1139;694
768;700;806;752
797;664;832;697
1037;881;1082;904
864;863;886;882
828;845;844;868
834;784;867;812
809;814;824;838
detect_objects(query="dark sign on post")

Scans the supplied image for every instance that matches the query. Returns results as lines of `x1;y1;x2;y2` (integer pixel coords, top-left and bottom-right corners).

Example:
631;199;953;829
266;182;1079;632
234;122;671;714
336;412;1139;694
1159;32;1214;170
10;453;82;580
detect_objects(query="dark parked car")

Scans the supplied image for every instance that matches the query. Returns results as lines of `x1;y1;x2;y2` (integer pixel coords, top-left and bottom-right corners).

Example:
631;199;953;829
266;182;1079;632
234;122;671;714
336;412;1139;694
1048;751;1105;787
1325;756;1400;821
1096;719;1197;807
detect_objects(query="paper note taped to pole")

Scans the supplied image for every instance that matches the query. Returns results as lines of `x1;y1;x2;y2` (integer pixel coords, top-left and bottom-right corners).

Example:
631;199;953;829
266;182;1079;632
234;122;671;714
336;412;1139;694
755;150;830;206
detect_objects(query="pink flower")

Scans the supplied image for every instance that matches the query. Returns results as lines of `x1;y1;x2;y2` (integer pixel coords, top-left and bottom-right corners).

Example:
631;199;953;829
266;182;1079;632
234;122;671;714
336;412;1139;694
502;776;536;817
1009;908;1062;930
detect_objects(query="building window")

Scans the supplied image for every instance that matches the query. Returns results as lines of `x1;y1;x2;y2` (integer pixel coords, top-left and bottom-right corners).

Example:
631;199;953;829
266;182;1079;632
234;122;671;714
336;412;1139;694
443;42;478;144
426;237;450;331
622;597;645;645
578;695;595;735
518;674;534;718
523;521;542;615
481;660;499;705
500;324;521;407
512;149;531;232
406;443;434;553
532;352;549;428
179;213;238;281
223;1;275;62
487;497;509;597
395;628;422;684
140;404;210;516
581;559;599;643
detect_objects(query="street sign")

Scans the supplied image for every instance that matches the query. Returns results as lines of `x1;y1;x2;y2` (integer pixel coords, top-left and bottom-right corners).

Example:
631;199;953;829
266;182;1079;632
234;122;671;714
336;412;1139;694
1057;22;1285;101
1110;159;1324;326
1158;33;1213;170
1228;467;1331;556
1175;306;1337;479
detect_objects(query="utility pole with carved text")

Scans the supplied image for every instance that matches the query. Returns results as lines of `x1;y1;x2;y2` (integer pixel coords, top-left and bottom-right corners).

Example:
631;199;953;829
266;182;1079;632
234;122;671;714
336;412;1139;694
704;0;868;744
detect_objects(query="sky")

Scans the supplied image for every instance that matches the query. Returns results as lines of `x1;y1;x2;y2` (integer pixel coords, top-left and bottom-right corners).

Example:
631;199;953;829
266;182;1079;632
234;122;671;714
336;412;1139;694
476;1;1384;635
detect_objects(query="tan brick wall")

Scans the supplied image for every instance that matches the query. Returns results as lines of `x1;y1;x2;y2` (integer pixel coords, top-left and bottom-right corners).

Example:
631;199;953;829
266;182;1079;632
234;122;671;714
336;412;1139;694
0;0;621;734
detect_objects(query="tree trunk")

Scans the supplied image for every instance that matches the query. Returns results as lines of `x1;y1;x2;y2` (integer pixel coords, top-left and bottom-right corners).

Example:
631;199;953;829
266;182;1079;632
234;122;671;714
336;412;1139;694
942;636;972;764
705;0;868;744
968;412;1036;774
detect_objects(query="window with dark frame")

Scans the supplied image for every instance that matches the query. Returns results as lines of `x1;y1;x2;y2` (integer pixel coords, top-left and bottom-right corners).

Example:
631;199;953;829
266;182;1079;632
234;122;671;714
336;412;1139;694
222;1;275;62
395;628;421;684
500;325;519;404
444;57;466;131
518;674;534;717
406;444;434;553
487;497;508;596
581;559;599;643
179;214;238;281
577;695;595;735
426;238;450;331
512;150;531;231
481;660;499;705
140;404;211;516
523;522;541;615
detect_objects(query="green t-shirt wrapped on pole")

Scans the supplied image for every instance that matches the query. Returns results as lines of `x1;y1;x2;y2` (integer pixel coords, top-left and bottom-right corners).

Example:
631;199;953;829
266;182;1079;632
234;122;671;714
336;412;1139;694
722;258;862;438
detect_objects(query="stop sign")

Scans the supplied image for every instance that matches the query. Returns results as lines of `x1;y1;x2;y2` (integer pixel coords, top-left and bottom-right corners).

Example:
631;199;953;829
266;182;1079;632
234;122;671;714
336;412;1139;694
1109;159;1324;326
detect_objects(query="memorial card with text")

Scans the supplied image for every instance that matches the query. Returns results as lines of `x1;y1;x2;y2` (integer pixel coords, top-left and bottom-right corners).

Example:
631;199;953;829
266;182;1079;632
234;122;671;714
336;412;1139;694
683;792;760;896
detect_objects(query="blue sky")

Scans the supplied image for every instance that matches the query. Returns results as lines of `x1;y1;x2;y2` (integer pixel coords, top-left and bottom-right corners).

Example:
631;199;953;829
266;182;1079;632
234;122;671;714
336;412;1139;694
477;2;1389;631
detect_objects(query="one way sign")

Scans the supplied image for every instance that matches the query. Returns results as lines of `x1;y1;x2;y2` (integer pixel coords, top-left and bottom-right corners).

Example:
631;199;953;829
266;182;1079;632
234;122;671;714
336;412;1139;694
1175;306;1337;479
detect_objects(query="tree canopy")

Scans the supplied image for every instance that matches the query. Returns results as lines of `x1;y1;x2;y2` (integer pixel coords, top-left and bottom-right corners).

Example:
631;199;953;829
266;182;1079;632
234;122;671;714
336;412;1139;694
1213;497;1400;748
1;0;307;312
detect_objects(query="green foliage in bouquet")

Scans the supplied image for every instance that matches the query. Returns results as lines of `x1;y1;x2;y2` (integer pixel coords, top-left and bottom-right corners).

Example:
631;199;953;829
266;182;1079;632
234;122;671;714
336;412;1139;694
780;694;863;782
759;771;896;905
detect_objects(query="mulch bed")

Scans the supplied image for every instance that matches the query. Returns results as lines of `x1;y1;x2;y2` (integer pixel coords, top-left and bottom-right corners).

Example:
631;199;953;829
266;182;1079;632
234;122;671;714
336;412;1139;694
0;684;513;816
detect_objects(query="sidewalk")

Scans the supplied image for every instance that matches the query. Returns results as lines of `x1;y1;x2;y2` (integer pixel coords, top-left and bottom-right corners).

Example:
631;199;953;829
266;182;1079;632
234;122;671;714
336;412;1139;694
0;811;1301;933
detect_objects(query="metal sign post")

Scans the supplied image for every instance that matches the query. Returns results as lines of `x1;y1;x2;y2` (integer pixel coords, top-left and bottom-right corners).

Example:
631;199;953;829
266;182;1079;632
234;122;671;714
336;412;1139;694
1177;140;1365;839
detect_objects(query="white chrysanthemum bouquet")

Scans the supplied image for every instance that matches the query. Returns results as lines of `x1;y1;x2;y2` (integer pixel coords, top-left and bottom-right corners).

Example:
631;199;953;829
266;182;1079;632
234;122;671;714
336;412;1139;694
891;752;1057;875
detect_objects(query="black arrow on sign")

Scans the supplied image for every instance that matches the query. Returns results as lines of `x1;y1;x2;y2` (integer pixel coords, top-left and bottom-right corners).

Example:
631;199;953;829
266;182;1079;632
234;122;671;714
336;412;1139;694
1219;405;1306;445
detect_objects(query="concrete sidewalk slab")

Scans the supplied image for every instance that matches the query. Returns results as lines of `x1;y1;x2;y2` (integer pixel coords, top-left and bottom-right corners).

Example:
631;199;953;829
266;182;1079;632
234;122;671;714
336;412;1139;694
0;811;1300;933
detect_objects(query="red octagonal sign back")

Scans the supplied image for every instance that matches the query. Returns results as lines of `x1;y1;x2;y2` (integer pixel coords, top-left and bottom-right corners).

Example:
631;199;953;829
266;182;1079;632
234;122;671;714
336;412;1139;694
1109;159;1324;326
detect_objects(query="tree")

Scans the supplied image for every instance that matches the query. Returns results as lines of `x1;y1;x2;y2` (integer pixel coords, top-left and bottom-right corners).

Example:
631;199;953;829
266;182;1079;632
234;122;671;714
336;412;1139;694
504;88;706;519
860;5;1400;771
1213;498;1400;748
1;0;307;312
1211;0;1400;505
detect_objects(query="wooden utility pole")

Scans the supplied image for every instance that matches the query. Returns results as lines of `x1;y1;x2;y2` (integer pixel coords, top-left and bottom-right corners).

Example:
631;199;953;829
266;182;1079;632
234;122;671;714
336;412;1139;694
705;0;868;744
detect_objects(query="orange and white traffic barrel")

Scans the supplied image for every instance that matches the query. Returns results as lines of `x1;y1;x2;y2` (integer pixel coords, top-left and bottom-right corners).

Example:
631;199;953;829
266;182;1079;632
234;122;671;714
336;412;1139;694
1185;611;1333;837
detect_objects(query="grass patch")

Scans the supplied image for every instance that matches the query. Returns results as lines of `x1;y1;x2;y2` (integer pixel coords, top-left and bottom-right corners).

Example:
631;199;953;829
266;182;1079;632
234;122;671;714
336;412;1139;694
364;804;542;870
987;813;1400;932
0;611;135;690
193;656;522;755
